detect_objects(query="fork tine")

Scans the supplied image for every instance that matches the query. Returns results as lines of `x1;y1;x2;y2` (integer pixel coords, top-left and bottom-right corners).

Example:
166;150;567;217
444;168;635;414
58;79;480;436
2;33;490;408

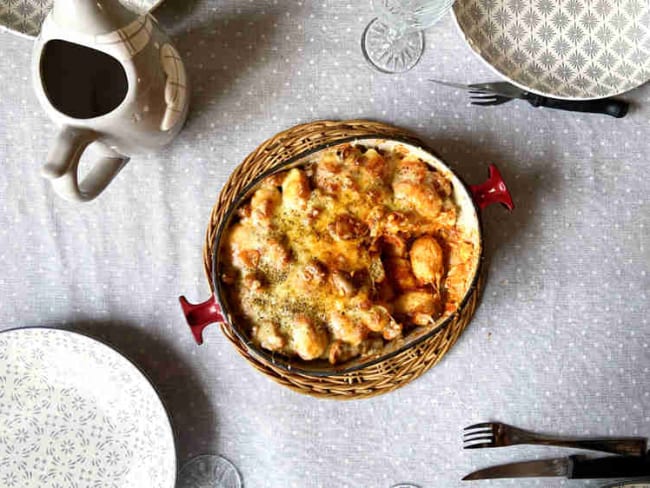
463;426;492;433
463;433;493;442
464;439;494;446
463;442;495;450
470;93;499;100
470;97;499;103
464;423;492;429
464;430;493;438
463;429;492;437
471;100;505;106
464;436;494;442
464;436;493;443
464;422;494;431
469;90;491;95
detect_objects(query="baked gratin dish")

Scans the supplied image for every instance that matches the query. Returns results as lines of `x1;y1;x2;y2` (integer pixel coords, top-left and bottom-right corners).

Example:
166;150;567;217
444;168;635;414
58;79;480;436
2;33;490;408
219;141;480;365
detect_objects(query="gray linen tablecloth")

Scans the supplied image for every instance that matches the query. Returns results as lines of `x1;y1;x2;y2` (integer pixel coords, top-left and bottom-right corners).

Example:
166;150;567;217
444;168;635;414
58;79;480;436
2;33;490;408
0;1;649;487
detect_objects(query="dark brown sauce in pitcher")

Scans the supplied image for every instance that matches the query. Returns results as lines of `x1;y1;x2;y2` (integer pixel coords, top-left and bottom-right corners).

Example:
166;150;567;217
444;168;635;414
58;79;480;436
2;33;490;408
40;39;128;119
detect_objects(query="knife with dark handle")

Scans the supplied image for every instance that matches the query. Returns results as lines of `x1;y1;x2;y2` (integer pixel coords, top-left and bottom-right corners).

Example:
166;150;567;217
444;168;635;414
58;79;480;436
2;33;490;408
570;455;650;479
526;94;629;118
463;454;650;481
600;481;650;487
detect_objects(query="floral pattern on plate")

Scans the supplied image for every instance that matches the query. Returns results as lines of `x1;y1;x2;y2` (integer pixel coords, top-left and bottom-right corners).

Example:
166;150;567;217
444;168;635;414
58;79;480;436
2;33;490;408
453;0;650;99
0;0;160;39
0;328;176;488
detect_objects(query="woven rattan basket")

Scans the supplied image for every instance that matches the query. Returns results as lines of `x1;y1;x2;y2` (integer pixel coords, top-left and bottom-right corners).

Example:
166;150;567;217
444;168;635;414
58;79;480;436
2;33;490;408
202;120;485;399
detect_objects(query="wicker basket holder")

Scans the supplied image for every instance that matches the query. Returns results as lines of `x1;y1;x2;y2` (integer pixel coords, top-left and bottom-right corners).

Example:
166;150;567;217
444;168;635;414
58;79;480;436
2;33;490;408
203;120;485;399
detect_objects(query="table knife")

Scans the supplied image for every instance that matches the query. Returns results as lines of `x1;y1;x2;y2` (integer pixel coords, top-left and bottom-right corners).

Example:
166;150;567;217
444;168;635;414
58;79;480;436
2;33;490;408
463;454;650;481
600;481;650;487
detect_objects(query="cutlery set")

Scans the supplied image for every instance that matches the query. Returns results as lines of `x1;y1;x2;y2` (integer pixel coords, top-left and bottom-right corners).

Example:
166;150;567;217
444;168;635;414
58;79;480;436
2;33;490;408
463;422;650;484
430;80;630;118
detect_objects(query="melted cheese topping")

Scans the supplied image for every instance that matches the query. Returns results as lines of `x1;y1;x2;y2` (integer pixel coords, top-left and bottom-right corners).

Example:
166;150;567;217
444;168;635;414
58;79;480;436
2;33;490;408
220;143;478;364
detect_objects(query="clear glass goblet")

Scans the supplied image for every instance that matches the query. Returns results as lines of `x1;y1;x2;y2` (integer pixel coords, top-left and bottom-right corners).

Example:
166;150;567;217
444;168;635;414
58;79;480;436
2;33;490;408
176;455;242;488
361;0;456;73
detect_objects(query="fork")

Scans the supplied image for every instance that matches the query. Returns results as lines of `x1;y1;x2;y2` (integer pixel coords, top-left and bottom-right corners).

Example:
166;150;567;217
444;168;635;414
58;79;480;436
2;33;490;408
429;79;514;107
429;79;630;117
468;93;512;107
464;422;648;457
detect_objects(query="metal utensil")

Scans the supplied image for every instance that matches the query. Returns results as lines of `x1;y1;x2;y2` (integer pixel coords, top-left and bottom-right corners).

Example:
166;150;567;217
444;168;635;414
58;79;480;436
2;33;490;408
464;422;647;456
600;481;650;488
463;454;650;481
430;79;629;118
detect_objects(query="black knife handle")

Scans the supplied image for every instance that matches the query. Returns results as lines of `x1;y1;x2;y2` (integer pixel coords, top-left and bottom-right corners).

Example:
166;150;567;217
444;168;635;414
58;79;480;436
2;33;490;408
531;437;648;456
527;95;629;118
569;455;650;479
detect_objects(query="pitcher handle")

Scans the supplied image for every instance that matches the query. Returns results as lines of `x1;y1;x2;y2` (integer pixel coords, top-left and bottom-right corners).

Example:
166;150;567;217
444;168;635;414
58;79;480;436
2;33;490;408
41;126;129;202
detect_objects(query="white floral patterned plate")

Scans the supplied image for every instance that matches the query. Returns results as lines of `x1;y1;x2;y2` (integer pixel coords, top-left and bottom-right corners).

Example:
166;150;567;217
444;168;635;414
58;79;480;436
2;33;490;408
0;0;162;39
0;328;176;488
453;0;650;99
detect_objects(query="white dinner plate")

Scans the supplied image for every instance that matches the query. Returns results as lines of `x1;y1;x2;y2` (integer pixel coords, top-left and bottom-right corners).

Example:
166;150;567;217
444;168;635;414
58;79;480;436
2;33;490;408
0;328;176;488
0;0;162;39
453;0;650;99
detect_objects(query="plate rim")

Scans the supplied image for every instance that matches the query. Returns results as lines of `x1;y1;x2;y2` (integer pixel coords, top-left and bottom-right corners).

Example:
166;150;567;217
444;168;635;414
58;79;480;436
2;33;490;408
0;0;165;40
0;325;178;488
451;1;650;101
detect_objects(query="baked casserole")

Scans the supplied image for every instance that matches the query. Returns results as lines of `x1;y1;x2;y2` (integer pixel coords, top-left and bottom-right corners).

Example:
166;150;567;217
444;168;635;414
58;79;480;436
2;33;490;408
219;141;479;365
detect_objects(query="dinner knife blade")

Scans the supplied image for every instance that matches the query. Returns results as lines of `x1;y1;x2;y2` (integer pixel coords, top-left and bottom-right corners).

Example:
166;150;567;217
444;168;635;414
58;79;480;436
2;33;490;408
463;457;569;480
428;79;526;98
600;482;650;488
468;81;529;99
428;79;480;92
463;455;650;481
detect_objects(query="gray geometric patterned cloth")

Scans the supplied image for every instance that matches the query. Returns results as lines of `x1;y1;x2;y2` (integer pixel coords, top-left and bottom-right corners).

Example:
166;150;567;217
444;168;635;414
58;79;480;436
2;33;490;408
0;0;649;487
454;0;650;98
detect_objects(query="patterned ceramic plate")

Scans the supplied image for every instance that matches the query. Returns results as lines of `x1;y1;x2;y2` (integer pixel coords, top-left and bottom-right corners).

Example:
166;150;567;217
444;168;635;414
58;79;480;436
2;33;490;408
0;0;162;39
0;328;176;488
453;0;650;99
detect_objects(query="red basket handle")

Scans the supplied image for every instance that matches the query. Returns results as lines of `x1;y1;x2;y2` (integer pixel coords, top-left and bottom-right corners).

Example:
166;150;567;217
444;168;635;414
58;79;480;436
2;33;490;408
469;164;514;211
178;294;225;345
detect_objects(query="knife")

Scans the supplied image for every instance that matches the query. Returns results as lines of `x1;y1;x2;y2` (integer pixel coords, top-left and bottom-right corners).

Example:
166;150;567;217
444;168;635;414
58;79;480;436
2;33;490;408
600;482;650;488
463;454;650;480
430;79;629;118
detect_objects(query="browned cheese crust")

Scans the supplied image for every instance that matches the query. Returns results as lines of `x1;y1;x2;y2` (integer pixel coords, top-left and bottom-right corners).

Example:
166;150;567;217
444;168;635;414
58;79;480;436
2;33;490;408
220;143;477;364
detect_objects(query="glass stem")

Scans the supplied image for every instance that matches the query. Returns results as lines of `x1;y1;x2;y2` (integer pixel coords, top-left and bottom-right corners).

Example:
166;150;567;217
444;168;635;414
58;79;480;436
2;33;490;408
383;21;410;43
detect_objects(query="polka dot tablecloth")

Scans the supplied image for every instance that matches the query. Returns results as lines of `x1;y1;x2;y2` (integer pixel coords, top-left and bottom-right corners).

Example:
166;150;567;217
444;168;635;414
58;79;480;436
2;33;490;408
0;1;649;487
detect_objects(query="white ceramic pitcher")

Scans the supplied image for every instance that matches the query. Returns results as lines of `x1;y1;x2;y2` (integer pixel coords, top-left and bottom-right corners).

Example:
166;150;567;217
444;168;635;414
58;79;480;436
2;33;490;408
32;0;189;202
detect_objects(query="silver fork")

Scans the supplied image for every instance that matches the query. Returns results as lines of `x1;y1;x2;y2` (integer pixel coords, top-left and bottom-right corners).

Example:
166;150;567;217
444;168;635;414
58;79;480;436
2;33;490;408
464;422;648;457
467;92;512;107
429;79;514;106
429;79;630;117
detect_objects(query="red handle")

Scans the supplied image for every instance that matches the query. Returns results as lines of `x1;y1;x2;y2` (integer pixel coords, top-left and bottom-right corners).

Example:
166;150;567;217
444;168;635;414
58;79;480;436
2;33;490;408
469;164;514;211
178;294;225;345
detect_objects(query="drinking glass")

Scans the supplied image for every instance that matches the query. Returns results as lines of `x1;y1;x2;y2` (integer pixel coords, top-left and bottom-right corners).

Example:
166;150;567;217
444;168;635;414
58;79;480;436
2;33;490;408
176;455;242;488
361;0;456;73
